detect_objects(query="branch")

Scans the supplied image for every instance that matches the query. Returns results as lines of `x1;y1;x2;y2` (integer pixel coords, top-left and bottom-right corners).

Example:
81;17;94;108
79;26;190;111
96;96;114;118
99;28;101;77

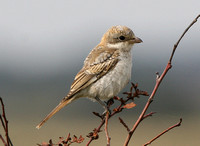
0;135;7;146
119;117;130;132
0;97;13;146
144;118;182;146
86;121;104;146
119;111;156;133
86;83;148;146
142;112;156;121
123;14;200;146
37;15;199;146
169;14;200;63
37;133;84;146
105;112;110;146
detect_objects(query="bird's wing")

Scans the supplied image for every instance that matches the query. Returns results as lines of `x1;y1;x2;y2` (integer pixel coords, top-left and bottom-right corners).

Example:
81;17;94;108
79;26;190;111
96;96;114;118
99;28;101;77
36;47;120;129
66;47;120;98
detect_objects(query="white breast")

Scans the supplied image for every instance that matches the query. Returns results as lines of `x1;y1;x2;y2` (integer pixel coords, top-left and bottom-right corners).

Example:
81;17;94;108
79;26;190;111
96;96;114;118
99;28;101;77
87;50;132;101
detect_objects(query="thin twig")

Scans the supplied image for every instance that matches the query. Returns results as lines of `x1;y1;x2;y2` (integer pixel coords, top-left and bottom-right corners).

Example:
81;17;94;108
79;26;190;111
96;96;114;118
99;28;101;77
119;117;130;132
0;98;10;146
169;14;200;63
105;112;110;146
86;120;105;146
86;138;93;146
0;98;13;146
119;112;155;133
144;118;182;146
87;83;148;145
123;14;200;146
123;63;171;146
0;135;7;146
0;115;6;130
142;112;156;121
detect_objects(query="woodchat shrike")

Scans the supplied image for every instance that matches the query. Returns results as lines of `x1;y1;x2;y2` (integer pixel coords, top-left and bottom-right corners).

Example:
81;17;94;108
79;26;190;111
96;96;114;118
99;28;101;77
36;25;142;129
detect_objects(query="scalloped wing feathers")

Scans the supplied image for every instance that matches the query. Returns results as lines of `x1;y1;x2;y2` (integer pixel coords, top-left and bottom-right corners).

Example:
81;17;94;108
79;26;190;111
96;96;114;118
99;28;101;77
67;46;120;98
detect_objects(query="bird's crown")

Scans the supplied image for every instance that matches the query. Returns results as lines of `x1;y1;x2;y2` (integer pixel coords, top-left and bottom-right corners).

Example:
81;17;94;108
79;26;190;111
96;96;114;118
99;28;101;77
101;25;142;44
100;25;136;44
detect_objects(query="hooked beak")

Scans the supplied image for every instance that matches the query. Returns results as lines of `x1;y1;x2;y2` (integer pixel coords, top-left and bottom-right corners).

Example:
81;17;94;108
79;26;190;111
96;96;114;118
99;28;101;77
129;37;143;44
134;37;143;43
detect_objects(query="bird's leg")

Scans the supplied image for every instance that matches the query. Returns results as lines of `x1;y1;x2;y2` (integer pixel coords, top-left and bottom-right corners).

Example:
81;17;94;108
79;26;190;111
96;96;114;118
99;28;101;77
95;97;111;115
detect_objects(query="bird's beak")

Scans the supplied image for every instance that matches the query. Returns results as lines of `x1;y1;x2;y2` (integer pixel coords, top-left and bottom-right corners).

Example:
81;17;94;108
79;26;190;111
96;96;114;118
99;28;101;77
129;37;143;44
134;37;143;43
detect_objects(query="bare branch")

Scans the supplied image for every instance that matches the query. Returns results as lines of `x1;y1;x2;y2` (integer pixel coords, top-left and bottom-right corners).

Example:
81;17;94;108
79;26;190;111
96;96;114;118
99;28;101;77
169;14;200;63
0;135;7;146
92;112;104;120
0;98;9;146
123;14;200;146
86;83;147;145
119;117;130;132
142;112;156;121
86;122;104;146
144;118;182;146
38;133;84;146
38;15;199;146
105;112;110;146
0;97;13;146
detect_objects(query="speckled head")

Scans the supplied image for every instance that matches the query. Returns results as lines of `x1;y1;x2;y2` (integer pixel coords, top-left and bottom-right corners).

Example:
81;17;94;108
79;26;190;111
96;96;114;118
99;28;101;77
100;25;142;45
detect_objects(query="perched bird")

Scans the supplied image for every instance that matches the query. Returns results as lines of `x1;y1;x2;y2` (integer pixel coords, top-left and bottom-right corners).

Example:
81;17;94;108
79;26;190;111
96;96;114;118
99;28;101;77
36;25;142;129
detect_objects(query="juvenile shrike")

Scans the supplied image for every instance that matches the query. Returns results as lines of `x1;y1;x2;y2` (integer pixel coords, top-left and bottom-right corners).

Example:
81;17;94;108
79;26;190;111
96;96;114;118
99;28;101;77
36;25;142;129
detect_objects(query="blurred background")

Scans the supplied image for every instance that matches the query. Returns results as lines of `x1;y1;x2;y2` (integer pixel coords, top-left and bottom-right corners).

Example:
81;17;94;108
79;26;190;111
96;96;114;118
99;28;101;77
0;0;200;145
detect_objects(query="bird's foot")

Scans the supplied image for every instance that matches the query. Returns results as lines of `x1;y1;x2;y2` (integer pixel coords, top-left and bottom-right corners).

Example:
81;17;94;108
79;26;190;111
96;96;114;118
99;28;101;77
102;106;111;117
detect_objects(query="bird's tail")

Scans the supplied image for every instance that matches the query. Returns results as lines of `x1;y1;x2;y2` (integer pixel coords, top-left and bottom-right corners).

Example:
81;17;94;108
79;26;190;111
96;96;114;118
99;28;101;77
36;97;75;129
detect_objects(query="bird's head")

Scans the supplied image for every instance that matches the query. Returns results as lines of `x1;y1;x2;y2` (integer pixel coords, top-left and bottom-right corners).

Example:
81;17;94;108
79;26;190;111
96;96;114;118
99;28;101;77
100;25;142;51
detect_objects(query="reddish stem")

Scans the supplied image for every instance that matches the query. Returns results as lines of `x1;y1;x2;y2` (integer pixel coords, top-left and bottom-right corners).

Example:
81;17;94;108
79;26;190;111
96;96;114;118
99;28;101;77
144;118;182;146
0;98;10;146
123;63;172;146
0;135;7;146
123;14;200;146
105;112;110;146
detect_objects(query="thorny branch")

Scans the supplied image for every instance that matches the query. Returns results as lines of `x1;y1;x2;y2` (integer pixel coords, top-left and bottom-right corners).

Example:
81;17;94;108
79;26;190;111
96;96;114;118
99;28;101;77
144;118;182;146
123;14;200;146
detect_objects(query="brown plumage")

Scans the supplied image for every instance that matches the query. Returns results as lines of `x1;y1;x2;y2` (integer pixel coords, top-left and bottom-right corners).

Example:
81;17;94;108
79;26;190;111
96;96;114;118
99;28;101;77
36;25;142;129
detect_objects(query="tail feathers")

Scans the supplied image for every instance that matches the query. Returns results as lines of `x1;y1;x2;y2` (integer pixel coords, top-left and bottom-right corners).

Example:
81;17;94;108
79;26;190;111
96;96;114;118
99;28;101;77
36;97;74;129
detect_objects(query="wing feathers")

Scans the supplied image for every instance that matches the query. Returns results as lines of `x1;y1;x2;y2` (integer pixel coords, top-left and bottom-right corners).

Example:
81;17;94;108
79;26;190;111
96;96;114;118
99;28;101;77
67;47;119;98
36;47;120;129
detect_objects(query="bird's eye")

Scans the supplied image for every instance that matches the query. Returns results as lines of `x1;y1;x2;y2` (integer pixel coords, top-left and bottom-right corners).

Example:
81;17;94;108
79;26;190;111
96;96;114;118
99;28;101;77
119;36;125;40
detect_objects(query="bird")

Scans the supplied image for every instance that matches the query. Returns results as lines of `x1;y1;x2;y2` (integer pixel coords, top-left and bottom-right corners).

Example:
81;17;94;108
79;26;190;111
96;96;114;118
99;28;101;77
36;25;142;129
